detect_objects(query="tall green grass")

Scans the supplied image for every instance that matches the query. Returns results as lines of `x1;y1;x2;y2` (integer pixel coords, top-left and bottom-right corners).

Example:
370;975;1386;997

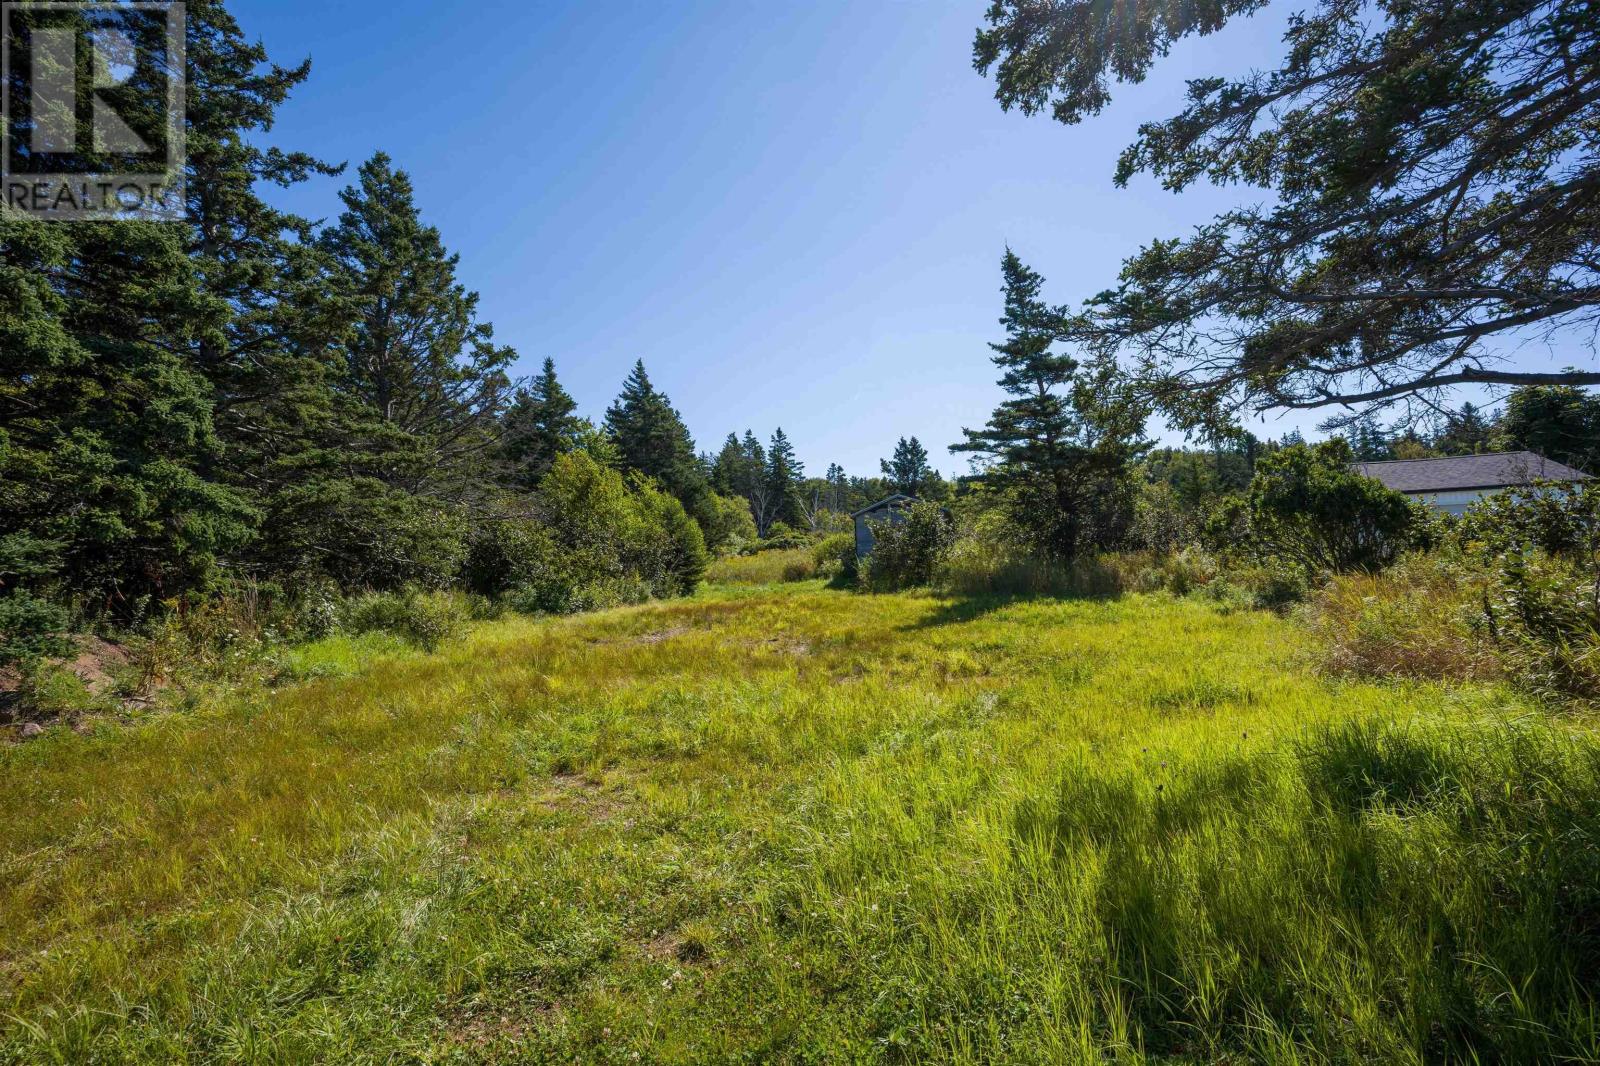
1;585;1595;1062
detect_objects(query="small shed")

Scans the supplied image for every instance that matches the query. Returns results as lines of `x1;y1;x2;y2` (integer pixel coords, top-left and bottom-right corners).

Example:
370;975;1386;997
852;494;918;558
1354;450;1591;515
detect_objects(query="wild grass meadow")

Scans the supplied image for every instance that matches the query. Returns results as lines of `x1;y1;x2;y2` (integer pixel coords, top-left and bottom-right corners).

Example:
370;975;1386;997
4;577;1597;1063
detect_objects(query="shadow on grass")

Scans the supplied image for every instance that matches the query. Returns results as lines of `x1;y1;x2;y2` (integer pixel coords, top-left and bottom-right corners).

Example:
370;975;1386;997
903;586;1125;629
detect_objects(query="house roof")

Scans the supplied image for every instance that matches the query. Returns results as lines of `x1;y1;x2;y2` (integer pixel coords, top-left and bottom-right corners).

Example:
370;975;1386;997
851;493;917;518
1354;451;1592;494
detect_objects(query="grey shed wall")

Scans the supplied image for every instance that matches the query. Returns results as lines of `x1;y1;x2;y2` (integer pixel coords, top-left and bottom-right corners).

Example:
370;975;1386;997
854;507;908;558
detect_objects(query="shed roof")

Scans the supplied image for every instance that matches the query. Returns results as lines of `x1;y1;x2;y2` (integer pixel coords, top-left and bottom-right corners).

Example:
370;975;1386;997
1354;451;1591;494
851;493;917;519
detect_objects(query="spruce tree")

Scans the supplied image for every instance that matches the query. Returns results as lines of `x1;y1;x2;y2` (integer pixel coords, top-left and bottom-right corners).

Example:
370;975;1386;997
502;358;583;487
765;429;805;529
880;437;938;497
952;252;1148;558
1434;402;1494;456
1492;387;1600;472
320;152;516;499
0;217;255;612
604;362;714;527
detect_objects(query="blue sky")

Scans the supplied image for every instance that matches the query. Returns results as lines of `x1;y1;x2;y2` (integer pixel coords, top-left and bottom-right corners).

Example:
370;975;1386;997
234;0;1403;476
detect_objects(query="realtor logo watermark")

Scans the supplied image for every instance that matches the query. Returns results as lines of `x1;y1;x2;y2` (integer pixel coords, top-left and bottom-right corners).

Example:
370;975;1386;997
3;1;185;220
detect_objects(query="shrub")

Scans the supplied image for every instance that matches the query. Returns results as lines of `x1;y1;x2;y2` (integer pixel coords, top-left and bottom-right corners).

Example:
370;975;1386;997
342;589;470;652
861;503;956;592
812;533;855;578
1488;551;1599;702
701;493;758;556
262;480;468;591
0;590;73;669
756;523;812;551
461;517;561;597
1246;439;1418;575
630;479;709;597
1456;481;1600;560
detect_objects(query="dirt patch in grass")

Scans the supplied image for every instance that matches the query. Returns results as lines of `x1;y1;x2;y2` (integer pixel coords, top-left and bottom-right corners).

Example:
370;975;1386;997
750;635;812;656
442;1000;562;1051
539;771;632;824
587;625;690;648
643;929;709;966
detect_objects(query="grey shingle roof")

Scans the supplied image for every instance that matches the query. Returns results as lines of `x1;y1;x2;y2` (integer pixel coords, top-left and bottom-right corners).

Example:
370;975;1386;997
1354;451;1592;494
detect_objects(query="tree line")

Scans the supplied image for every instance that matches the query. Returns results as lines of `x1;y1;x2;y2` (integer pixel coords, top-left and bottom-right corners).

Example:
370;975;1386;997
0;1;959;665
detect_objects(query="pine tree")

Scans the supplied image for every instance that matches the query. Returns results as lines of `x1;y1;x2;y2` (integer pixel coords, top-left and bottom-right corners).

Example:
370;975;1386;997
0;217;256;613
1341;414;1394;462
1492;387;1600;472
824;463;849;513
1434;402;1493;456
765;429;805;529
952;251;1149;558
880;437;938;497
604;362;714;527
502;358;583;487
320;152;516;500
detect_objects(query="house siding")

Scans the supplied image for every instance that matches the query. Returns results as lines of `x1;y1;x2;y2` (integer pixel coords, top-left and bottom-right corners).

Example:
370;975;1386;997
1406;489;1494;516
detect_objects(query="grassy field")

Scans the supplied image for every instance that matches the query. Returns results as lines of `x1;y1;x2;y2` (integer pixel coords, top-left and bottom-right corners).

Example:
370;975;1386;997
3;581;1599;1063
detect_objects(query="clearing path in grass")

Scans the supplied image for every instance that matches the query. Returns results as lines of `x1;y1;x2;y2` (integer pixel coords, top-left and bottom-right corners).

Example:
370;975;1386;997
2;583;1595;1063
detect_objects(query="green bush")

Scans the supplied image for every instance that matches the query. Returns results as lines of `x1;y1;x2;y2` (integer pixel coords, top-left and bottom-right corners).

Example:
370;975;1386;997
861;503;956;592
0;590;73;669
812;532;854;577
460;517;562;597
1457;481;1600;559
342;589;470;652
1246;439;1418;575
701;493;758;556
756;523;812;551
1489;552;1599;702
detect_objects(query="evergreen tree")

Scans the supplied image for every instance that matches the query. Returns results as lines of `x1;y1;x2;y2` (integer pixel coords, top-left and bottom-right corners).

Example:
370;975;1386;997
1492;387;1600;472
880;437;939;497
977;0;1600;422
604;362;714;527
319;152;516;500
501;358;583;487
824;463;849;513
952;252;1149;558
0;217;256;613
1341;414;1394;462
180;0;350;576
765;429;805;529
1434;402;1494;456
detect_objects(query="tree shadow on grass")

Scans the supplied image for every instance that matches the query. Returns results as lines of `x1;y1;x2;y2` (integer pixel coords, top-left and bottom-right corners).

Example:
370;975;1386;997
902;587;1124;630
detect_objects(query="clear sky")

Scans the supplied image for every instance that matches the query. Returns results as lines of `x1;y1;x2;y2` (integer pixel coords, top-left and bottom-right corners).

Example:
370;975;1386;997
232;0;1424;477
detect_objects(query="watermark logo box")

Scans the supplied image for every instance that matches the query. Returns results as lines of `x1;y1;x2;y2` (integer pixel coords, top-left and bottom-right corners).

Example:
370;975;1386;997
3;1;185;220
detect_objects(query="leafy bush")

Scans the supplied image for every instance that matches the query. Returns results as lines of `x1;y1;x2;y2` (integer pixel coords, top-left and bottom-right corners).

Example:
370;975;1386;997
756;523;812;551
701;493;758;556
861;503;956;592
1488;552;1599;702
342;589;470;652
460;517;561;597
262;480;468;591
812;533;855;578
1247;439;1418;575
1456;481;1600;559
